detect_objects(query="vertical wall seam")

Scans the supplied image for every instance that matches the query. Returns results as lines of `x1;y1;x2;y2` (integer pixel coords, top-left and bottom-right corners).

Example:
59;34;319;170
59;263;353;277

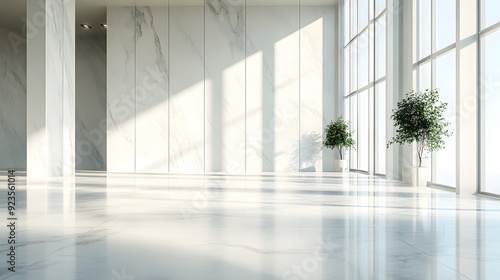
168;1;171;173
372;1;376;174
476;0;481;193
134;6;137;173
298;0;301;172
455;0;460;191
244;0;247;173
166;2;170;179
429;0;435;184
62;0;65;174
416;0;420;90
204;0;206;173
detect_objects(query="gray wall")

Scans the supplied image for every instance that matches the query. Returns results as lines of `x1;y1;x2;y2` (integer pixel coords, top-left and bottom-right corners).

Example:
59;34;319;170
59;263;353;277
76;35;107;170
0;28;26;170
0;29;107;172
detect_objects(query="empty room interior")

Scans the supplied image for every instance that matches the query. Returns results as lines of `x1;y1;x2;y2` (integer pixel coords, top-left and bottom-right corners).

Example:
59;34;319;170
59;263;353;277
1;0;500;279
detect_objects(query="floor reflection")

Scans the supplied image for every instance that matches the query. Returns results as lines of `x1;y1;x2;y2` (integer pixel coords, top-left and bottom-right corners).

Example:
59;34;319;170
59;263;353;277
0;172;499;279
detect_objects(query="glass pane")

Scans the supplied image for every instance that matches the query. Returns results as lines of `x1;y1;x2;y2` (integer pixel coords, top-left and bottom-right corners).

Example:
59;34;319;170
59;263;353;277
345;98;351;124
345;0;351;44
358;90;369;171
375;82;386;174
350;0;358;39
350;41;358;92
375;0;386;16
434;50;456;187
344;98;351;162
375;14;386;80
419;61;432;91
350;96;358;169
419;0;432;59
345;46;350;96
483;0;500;29
358;0;369;30
483;29;500;194
358;30;369;88
436;0;456;50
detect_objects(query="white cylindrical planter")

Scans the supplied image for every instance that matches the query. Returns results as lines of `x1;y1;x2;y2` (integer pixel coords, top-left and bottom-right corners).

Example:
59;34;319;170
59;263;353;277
402;166;430;187
333;159;348;172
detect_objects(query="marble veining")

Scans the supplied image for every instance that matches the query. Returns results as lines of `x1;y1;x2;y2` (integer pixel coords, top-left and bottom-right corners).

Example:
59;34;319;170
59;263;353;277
169;5;205;172
206;0;245;56
2;173;500;279
45;0;65;176
205;0;246;172
61;0;76;176
0;28;27;170
107;7;137;172
75;118;105;170
25;0;76;177
246;5;300;172
76;35;107;171
135;6;169;173
104;4;337;174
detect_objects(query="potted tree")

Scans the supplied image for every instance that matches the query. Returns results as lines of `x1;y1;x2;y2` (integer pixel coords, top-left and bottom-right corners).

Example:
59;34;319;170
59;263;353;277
323;117;356;172
387;89;452;187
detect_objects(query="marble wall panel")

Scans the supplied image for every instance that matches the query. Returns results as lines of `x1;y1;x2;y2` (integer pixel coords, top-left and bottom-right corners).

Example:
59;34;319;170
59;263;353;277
104;3;337;174
205;0;246;173
300;6;336;172
135;6;169;173
6;2;337;174
75;35;107;171
107;7;136;172
246;4;300;172
0;29;27;170
169;5;205;172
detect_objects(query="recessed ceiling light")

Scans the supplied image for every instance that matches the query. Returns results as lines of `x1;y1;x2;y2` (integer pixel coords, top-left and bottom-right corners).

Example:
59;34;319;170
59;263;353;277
80;24;91;29
101;24;108;28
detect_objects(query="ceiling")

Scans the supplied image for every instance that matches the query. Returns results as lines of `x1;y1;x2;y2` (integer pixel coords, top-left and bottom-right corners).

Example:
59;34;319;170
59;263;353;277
0;0;339;36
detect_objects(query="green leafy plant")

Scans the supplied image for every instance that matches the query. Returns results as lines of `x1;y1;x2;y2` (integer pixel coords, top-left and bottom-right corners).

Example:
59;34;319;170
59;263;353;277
323;117;356;160
387;89;452;167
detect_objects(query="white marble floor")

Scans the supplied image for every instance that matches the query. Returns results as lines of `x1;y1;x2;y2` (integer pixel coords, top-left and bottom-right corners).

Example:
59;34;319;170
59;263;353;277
1;172;500;280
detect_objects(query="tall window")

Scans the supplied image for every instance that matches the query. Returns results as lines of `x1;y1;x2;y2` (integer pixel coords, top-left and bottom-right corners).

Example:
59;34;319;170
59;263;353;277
481;0;500;195
343;0;387;174
415;0;457;188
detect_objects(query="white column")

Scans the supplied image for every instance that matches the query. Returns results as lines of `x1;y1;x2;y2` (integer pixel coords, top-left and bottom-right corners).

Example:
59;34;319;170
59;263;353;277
456;0;478;195
27;0;75;178
400;0;417;171
385;0;402;180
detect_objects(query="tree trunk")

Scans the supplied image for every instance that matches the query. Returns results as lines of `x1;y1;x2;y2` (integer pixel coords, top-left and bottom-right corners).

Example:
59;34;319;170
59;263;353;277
417;142;424;167
338;147;342;160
